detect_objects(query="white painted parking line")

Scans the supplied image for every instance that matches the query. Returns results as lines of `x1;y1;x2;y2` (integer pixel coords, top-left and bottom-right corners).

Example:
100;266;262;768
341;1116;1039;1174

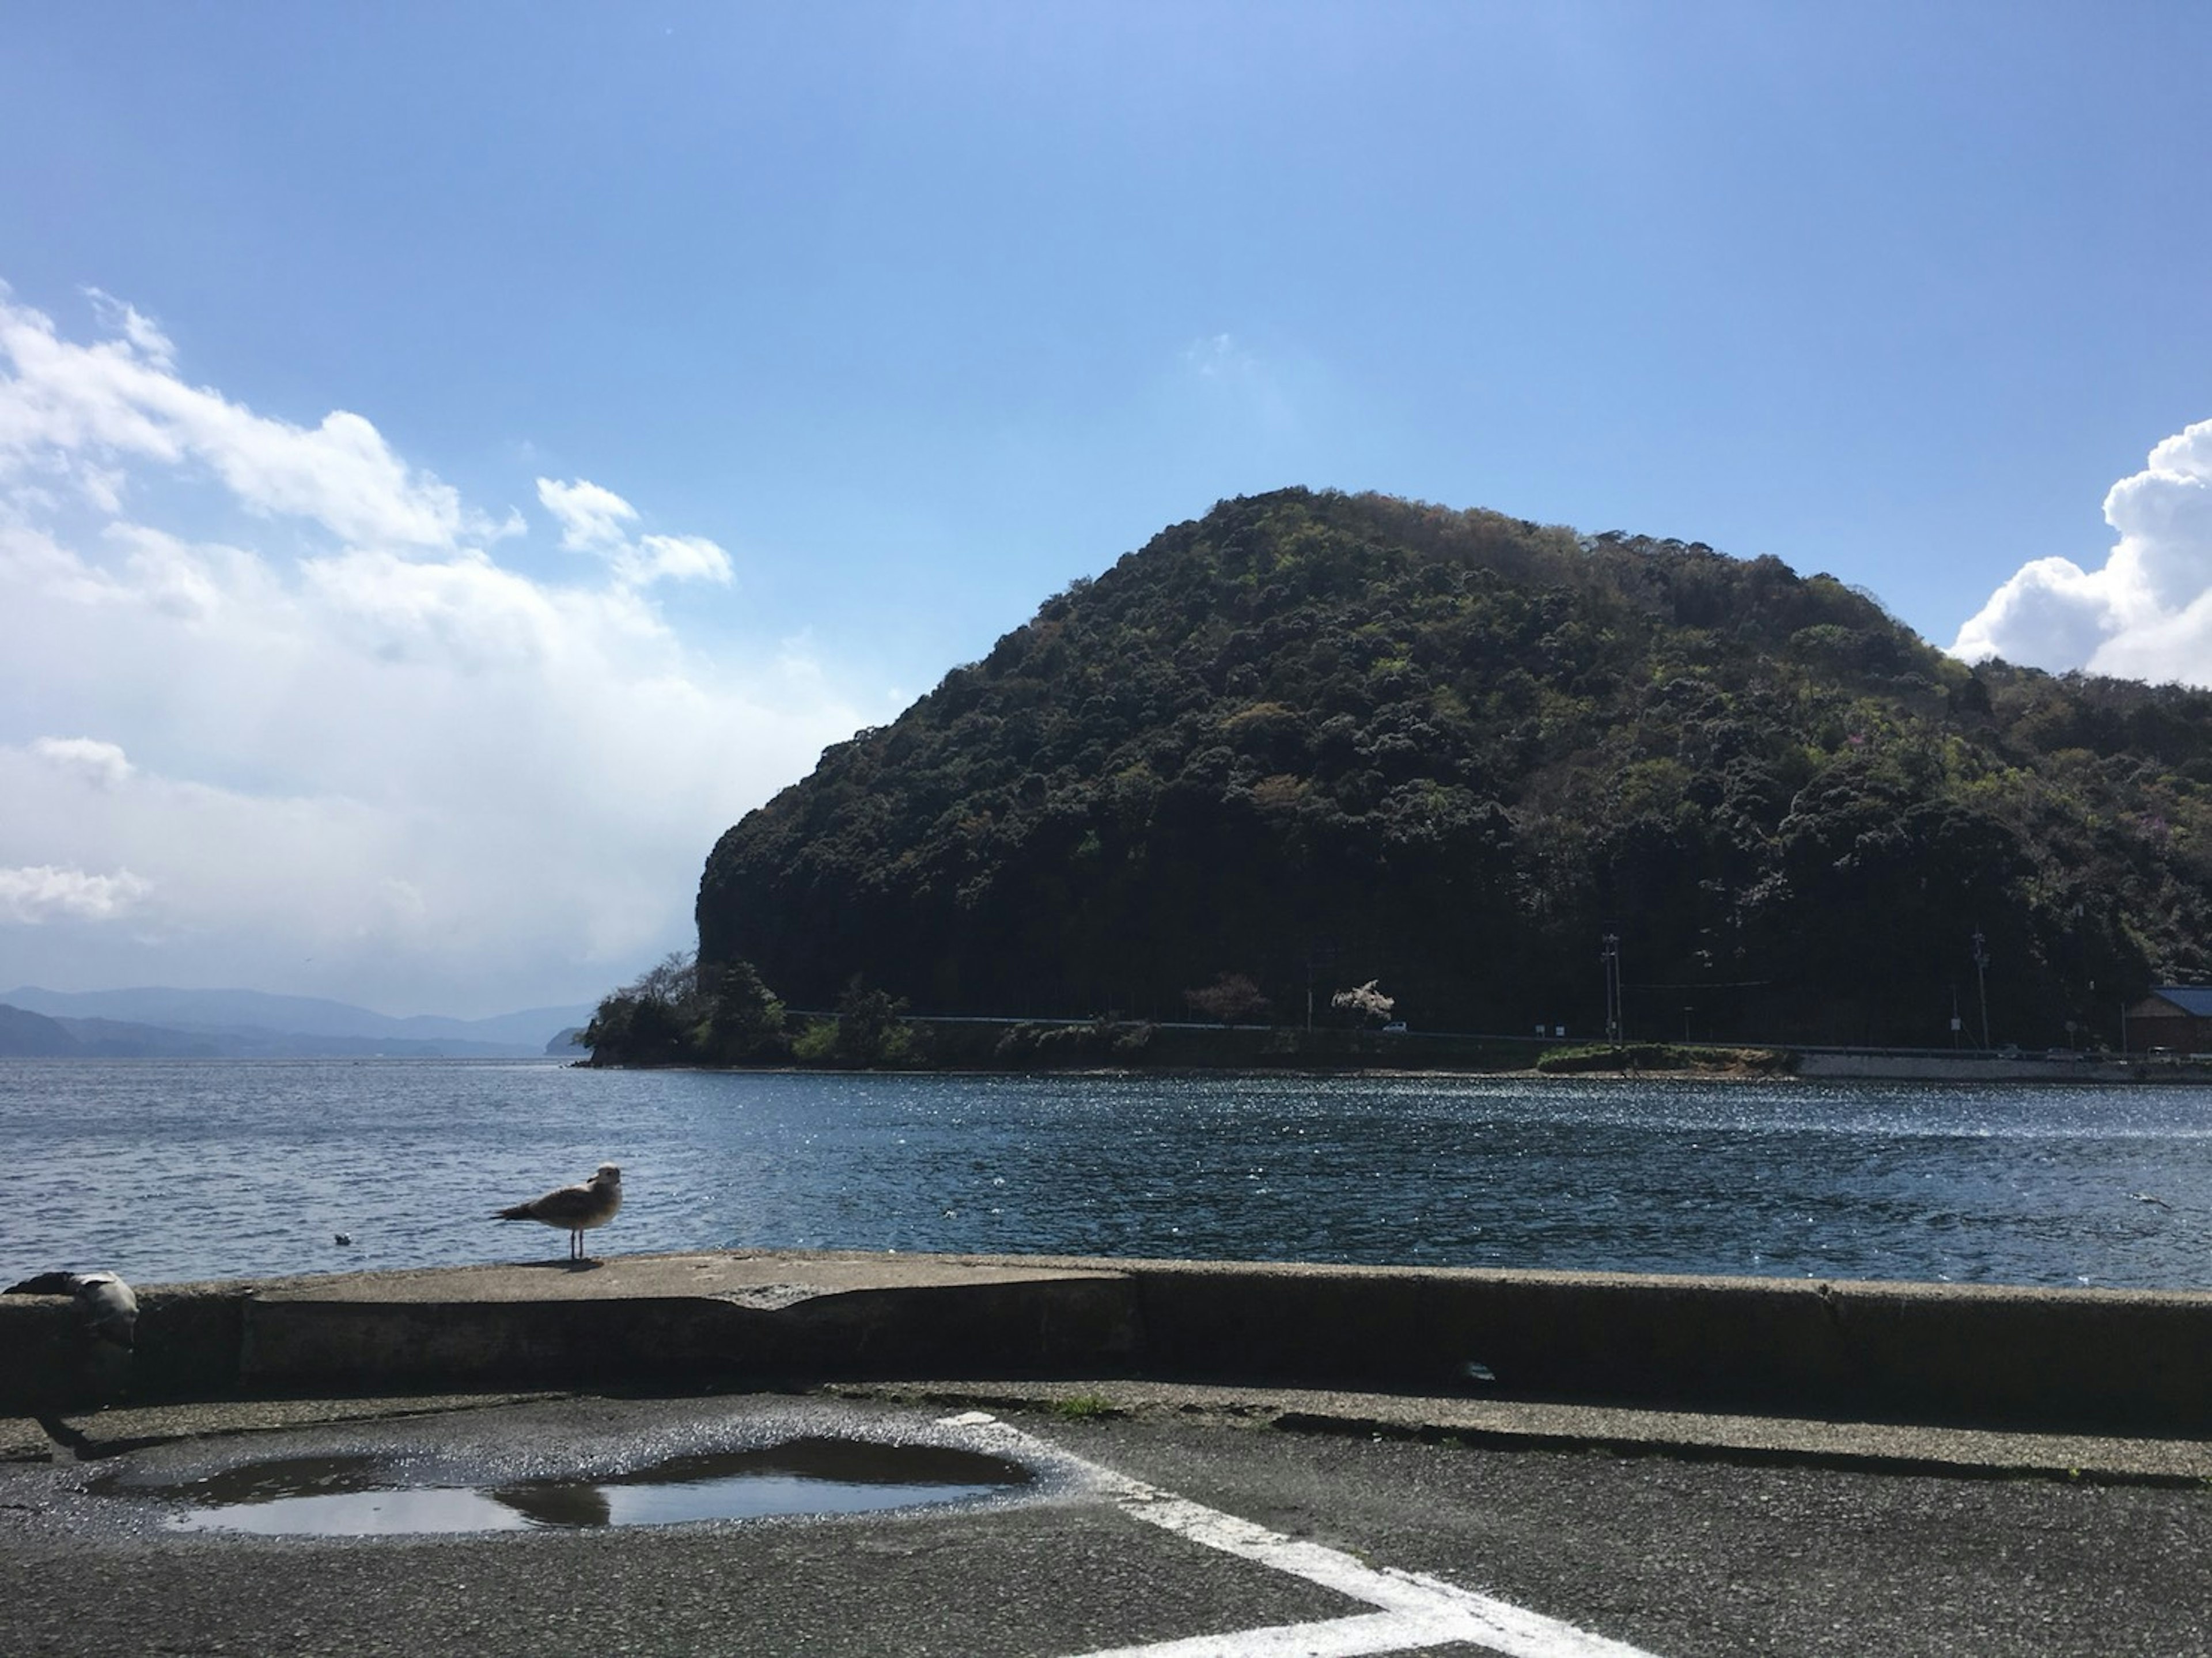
934;1414;1664;1658
1062;1610;1449;1658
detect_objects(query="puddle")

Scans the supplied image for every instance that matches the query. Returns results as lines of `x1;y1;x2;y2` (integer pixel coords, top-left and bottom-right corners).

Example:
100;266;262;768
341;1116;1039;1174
132;1437;1033;1536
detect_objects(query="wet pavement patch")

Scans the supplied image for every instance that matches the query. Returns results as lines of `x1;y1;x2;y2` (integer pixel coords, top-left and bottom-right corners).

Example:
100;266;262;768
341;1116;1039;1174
113;1437;1033;1536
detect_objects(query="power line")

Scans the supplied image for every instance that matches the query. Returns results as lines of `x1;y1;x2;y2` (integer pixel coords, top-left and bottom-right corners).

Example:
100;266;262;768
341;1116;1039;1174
1621;978;1774;991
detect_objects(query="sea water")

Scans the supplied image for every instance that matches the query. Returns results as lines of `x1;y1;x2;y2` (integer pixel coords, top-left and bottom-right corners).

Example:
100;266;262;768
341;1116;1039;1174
6;1059;2211;1289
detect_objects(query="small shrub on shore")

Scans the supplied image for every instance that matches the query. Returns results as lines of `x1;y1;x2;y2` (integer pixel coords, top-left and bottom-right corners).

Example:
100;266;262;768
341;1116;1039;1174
1536;1042;1794;1075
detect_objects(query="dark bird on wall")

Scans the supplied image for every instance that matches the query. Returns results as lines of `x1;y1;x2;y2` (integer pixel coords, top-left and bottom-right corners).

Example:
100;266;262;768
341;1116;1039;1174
494;1163;622;1260
5;1270;139;1347
3;1270;139;1408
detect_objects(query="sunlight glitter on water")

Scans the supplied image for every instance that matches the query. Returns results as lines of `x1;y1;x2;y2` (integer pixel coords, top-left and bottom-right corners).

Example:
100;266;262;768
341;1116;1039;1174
6;1059;2211;1289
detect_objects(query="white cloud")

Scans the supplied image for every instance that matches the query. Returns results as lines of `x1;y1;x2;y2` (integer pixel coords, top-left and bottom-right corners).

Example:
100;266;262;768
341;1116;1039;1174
0;283;869;1015
1949;555;2116;670
1953;417;2212;682
0;864;152;924
537;475;638;552
536;475;733;588
620;532;733;587
1185;332;1257;381
33;736;134;789
84;287;175;368
0;282;472;549
1178;331;1301;439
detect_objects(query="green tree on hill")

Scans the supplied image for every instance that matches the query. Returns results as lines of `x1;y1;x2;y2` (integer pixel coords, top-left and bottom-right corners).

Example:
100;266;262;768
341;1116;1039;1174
690;488;2212;1049
584;950;789;1066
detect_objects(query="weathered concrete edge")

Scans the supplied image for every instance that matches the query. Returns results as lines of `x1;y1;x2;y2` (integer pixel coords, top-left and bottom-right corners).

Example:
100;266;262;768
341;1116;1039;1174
8;1252;2212;1444
823;1378;2212;1486
19;1375;2207;1486
1080;1255;2212;1434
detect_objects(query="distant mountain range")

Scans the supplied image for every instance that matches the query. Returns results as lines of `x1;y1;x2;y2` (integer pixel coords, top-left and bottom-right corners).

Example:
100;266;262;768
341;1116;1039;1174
0;985;596;1059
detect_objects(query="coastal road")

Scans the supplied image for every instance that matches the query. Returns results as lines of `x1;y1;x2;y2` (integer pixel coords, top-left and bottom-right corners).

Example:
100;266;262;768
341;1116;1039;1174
6;1391;2209;1657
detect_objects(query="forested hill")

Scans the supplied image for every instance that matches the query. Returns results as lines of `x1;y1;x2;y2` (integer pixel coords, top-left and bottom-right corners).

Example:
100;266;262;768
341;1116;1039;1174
698;488;2212;1049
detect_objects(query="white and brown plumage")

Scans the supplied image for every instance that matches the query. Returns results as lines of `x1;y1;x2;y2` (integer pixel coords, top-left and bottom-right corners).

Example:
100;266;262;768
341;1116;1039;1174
5;1270;139;1347
495;1163;622;1259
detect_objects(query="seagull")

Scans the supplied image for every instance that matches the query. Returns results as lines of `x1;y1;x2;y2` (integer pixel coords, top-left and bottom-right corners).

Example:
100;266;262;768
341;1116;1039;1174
495;1163;623;1260
4;1270;139;1348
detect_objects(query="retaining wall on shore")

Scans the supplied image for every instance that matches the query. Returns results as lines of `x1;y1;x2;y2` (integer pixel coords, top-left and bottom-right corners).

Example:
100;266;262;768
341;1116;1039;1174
1794;1053;2141;1082
7;1251;2210;1436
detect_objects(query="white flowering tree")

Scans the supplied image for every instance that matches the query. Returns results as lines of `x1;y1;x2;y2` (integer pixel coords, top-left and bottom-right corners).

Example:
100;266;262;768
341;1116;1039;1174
1330;980;1395;1026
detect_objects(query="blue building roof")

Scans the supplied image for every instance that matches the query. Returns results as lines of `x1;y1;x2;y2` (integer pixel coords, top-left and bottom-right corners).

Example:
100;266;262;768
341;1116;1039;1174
2148;986;2212;1018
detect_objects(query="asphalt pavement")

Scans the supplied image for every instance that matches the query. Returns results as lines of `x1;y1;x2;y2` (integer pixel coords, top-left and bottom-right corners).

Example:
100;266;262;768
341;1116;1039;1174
6;1382;2209;1657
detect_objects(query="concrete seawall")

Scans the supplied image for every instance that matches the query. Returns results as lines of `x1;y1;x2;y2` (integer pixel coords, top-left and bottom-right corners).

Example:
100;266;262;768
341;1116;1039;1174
1793;1053;2140;1082
7;1251;2210;1436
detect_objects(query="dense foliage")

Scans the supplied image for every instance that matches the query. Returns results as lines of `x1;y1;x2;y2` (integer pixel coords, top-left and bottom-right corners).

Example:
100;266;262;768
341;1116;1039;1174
696;488;2212;1049
582;951;789;1066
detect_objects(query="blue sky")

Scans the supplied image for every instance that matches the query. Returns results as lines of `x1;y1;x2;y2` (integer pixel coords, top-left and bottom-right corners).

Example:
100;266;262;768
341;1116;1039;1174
3;3;2209;1016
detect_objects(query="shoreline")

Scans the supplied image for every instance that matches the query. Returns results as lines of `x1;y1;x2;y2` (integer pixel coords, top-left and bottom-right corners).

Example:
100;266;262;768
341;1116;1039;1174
575;1052;2199;1084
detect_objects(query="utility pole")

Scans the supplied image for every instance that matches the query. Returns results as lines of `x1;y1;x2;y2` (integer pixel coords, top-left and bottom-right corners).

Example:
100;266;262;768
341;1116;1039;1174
1304;938;1337;1034
1601;929;1623;1046
1971;928;1991;1050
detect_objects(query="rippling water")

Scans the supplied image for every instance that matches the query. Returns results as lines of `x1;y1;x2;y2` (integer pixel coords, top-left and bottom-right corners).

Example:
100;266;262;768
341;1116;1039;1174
7;1059;2212;1289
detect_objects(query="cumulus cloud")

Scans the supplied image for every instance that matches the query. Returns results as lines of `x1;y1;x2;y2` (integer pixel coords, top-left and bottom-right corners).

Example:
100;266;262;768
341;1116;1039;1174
537;476;637;552
0;864;153;924
0;284;868;1015
0;284;474;549
1953;418;2212;682
620;532;733;587
33;736;134;788
84;287;175;367
536;475;732;588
